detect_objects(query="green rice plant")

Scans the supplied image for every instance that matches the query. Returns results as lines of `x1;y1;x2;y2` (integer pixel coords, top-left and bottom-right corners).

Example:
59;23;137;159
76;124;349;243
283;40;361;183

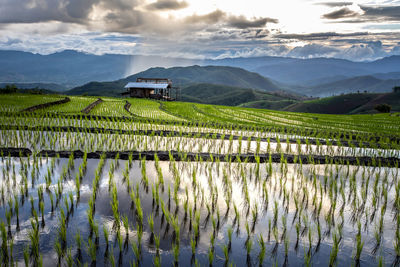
208;247;214;266
122;215;129;236
28;216;40;263
154;254;161;267
0;221;8;262
223;244;229;264
75;230;82;251
86;238;97;263
131;240;141;264
173;242;180;265
39;201;44;225
54;238;63;261
258;234;266;264
354;221;364;262
93;220;99;244
284;233;290;258
66;248;73;267
148;214;154;242
58;209;67;246
304;247;312;267
154;234;160;255
117;230;123;253
23;246;29;267
273;201;279;227
246;238;253;258
103;225;109;248
329;231;339;267
110;182;120;230
378;256;383;267
141;158;149;187
190;236;196;255
227;226;233;244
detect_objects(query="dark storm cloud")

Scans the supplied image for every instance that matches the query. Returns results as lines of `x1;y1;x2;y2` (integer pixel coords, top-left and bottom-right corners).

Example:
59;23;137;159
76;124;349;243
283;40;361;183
275;32;368;40
322;7;359;19
318;2;353;7
145;0;188;10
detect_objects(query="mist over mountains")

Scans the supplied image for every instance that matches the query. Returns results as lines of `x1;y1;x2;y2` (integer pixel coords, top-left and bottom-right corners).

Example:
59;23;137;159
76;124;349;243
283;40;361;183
1;49;400;97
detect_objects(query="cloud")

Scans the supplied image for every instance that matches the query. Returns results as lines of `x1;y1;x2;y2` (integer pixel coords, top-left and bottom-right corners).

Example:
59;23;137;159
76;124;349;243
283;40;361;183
184;10;277;29
287;44;339;58
334;41;387;60
185;10;226;24
227;15;278;29
274;32;368;40
213;46;290;59
360;5;400;21
145;0;188;10
322;4;400;22
322;7;359;19
317;2;353;7
0;0;101;24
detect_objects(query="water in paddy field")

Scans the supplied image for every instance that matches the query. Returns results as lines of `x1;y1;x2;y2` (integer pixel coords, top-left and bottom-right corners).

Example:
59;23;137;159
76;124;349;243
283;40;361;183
0;156;399;266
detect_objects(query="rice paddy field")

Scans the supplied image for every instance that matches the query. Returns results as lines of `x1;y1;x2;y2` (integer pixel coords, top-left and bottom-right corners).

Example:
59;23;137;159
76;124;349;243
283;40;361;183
0;93;400;266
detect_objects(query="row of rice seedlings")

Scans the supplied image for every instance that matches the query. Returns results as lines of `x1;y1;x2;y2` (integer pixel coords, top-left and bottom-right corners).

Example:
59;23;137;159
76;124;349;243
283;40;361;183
4;126;399;160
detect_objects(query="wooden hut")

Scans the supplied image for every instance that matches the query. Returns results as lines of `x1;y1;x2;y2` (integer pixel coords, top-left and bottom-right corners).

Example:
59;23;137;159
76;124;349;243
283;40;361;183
122;78;173;100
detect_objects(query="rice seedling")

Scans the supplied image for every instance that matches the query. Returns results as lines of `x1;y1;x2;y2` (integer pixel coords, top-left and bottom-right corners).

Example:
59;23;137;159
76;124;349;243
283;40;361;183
353;221;364;262
86;238;97;264
103;225;109;248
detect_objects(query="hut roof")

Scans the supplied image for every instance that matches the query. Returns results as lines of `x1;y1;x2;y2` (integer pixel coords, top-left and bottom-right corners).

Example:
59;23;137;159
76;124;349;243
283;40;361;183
125;82;169;89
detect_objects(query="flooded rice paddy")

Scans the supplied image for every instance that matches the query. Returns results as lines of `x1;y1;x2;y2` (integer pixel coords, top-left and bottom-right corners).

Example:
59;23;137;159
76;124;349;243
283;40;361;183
0;154;398;266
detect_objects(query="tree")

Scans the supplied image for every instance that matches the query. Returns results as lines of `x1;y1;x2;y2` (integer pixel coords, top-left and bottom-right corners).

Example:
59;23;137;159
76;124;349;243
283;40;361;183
0;84;17;94
393;86;400;93
374;103;391;113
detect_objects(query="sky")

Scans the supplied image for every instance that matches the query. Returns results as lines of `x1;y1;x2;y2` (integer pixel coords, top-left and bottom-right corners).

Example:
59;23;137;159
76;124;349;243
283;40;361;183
1;0;400;61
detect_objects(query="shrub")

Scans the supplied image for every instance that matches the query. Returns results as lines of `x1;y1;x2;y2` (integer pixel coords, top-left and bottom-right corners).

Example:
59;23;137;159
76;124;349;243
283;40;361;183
374;103;391;113
393;86;400;93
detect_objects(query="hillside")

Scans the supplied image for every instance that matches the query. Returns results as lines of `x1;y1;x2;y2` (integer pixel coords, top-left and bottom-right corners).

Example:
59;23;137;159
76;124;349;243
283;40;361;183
298;75;400;96
284;92;400;114
123;65;282;92
67;65;283;97
180;83;298;107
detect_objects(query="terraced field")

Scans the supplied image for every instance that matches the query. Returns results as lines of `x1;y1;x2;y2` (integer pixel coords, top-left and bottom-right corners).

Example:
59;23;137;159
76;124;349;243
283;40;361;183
0;93;399;266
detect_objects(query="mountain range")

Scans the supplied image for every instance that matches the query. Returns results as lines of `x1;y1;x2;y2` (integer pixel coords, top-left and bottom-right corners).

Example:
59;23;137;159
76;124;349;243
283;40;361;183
1;50;400;97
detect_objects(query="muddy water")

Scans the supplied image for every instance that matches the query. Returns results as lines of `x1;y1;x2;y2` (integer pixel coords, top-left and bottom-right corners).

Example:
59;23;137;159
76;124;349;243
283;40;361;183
0;155;398;266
